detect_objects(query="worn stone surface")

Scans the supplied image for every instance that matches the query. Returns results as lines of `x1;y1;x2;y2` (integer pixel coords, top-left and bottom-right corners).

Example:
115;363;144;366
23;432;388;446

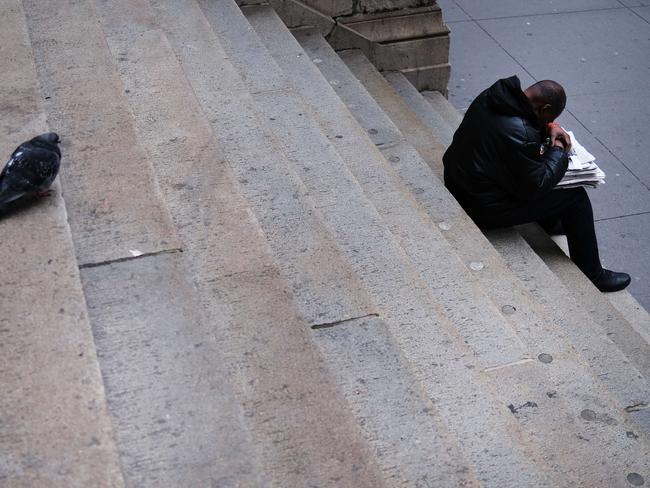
22;0;180;266
313;316;480;487
81;254;262;487
401;62;451;94
486;226;650;434
269;0;337;33
607;290;650;345
156;0;375;329
98;1;389;486
0;2;123;485
261;87;529;362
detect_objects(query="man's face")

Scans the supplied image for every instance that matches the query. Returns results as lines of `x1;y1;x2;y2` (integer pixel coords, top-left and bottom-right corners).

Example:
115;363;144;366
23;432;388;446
533;103;564;127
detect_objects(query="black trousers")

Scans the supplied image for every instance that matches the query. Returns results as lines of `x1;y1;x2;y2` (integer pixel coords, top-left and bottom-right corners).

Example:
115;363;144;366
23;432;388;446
469;187;602;280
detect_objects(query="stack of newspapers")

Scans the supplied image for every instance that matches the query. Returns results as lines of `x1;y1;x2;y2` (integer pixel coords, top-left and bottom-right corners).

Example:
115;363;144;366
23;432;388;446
556;130;606;189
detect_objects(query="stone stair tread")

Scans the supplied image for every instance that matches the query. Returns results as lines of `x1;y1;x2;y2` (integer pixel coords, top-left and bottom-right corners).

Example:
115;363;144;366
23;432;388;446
608;291;650;344
22;0;180;266
80;254;263;487
0;191;124;488
246;8;650;485
422;88;464;128
0;2;123;485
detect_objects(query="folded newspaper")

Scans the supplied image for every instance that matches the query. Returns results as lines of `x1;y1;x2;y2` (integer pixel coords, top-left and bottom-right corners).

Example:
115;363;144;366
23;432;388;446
554;130;606;189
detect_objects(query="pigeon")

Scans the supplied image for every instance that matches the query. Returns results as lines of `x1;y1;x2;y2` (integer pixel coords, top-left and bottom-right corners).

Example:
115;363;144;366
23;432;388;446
0;132;61;209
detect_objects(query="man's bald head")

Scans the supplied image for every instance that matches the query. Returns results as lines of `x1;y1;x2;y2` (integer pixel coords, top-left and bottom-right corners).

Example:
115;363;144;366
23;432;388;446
524;80;567;125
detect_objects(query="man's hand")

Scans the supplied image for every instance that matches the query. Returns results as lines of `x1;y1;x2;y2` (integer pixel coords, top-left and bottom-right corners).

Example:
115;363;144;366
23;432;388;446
547;122;572;152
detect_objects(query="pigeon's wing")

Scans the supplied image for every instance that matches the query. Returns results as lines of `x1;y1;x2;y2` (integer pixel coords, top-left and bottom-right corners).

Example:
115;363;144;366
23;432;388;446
4;145;60;190
0;146;59;208
0;152;32;205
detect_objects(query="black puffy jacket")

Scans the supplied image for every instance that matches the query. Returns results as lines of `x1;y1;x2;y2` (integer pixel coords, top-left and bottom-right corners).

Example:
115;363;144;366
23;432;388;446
443;76;569;217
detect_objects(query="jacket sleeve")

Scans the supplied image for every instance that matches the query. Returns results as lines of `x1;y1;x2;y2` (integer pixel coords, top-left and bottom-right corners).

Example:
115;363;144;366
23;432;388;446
503;121;569;201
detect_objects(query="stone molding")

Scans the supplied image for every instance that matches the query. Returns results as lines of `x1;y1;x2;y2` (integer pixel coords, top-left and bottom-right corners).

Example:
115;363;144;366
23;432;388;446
237;0;450;93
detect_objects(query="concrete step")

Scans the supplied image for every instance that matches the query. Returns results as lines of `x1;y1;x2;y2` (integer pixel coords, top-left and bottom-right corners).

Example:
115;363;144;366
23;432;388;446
22;0;180;266
381;69;650;430
244;7;650;486
292;35;650;481
0;2;123;485
607;289;650;344
98;0;477;485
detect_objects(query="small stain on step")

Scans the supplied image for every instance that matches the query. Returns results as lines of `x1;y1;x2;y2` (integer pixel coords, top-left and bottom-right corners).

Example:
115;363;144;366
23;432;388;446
627;473;644;486
469;261;484;271
538;353;553;364
580;408;618;425
508;401;537;414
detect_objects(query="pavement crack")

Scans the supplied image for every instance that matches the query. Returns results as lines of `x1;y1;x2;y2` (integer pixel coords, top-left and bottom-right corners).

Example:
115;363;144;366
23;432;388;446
507;401;538;415
311;313;379;330
625;402;649;413
79;248;183;269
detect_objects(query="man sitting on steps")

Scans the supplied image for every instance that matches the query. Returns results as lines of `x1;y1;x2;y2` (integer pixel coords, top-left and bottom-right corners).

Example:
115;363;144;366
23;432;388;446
443;75;630;292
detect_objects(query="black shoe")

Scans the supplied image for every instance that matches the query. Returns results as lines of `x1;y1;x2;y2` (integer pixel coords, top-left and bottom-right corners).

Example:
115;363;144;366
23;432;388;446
591;269;631;292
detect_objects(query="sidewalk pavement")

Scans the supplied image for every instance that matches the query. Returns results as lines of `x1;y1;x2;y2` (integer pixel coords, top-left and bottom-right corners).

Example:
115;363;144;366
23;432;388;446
438;0;650;310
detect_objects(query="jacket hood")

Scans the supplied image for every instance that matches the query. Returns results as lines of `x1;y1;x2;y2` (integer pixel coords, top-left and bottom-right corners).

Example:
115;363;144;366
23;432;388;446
486;76;538;125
